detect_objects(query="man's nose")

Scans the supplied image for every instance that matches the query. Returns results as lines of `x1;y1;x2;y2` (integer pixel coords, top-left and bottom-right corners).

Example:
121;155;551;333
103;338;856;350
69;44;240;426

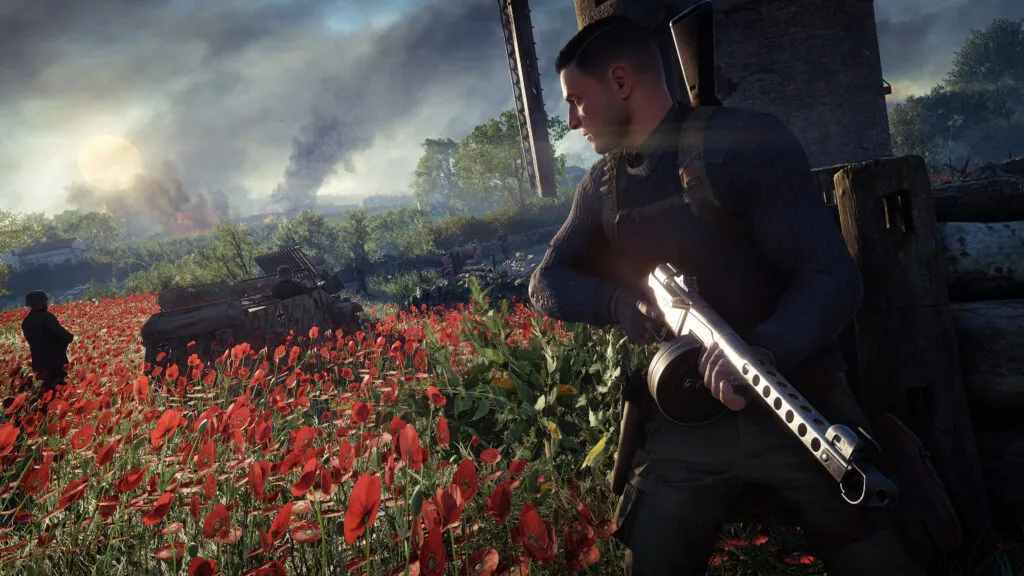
567;108;580;130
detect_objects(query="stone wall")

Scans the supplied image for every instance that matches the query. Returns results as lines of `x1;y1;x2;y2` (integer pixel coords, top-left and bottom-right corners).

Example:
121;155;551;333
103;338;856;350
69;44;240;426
571;0;892;168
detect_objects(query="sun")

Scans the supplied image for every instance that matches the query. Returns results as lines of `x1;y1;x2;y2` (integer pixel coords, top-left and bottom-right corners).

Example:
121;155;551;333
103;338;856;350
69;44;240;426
76;135;144;191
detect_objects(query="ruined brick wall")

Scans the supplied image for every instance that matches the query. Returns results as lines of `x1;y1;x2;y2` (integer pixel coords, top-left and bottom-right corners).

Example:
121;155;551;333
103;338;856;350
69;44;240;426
571;0;893;168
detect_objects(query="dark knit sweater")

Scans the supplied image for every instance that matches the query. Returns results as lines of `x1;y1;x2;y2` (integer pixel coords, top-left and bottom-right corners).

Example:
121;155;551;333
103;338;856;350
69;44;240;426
528;102;862;374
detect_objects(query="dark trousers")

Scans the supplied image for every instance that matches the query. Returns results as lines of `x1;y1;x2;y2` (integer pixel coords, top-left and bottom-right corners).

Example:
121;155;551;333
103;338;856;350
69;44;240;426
616;372;926;576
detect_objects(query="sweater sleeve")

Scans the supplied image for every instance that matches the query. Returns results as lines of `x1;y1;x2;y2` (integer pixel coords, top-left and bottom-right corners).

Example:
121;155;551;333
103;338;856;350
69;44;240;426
721;111;863;373
528;161;621;327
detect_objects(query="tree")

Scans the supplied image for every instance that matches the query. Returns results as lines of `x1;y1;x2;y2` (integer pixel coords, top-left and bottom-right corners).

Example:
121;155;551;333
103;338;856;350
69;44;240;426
889;17;1024;169
412;138;469;217
52;210;126;249
342;209;372;295
946;18;1024;94
205;221;257;283
453;110;569;210
0;210;50;295
365;207;435;260
272;210;346;268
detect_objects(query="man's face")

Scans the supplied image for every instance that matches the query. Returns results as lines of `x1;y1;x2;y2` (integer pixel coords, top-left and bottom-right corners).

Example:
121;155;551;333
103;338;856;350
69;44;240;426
560;64;629;155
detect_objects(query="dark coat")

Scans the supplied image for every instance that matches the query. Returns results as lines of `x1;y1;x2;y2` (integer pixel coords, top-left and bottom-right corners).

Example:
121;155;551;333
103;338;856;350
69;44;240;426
271;279;309;300
21;309;74;373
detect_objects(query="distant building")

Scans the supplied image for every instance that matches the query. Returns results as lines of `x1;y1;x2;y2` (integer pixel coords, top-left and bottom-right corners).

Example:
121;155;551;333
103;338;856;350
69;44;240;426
10;238;92;270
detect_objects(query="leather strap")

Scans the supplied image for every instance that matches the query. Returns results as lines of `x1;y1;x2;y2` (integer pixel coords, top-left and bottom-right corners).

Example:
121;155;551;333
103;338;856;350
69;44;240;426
599;105;747;243
600;150;623;242
678;106;747;236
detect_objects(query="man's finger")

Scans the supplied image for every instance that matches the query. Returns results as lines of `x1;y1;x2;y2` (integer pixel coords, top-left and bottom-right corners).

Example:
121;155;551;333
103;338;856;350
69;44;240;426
636;300;662;321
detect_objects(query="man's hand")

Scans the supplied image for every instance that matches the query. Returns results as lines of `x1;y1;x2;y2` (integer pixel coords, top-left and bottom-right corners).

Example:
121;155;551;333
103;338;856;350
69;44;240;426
611;288;665;345
698;342;775;411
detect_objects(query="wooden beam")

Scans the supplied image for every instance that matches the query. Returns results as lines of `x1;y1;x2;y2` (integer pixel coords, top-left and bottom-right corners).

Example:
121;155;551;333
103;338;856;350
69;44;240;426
941;222;1024;301
932;178;1024;223
952;300;1024;416
833;155;993;548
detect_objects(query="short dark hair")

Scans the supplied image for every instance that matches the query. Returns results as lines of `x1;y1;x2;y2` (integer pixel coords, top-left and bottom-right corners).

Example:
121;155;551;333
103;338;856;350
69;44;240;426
554;15;663;79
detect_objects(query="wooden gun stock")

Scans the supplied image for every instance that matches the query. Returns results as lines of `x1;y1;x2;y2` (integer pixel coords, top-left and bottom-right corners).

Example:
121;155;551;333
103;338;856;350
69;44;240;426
611;399;646;495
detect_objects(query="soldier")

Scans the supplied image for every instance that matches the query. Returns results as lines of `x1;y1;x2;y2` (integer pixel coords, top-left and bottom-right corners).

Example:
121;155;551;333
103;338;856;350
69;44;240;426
352;244;371;295
271;266;309;300
20;290;74;399
529;14;958;576
496;228;510;259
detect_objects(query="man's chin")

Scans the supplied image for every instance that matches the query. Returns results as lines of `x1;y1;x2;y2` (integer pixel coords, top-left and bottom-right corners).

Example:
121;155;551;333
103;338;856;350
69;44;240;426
591;140;614;155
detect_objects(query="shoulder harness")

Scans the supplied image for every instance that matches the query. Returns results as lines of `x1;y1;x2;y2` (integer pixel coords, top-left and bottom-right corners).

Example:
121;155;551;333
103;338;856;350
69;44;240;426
600;105;746;243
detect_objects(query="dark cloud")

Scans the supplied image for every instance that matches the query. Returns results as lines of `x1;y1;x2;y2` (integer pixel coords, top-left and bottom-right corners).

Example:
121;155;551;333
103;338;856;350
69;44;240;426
1;0;583;222
876;0;1024;84
65;162;231;237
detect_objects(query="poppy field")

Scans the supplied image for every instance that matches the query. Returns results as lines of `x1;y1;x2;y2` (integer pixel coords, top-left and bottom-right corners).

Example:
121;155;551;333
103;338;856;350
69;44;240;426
0;286;830;575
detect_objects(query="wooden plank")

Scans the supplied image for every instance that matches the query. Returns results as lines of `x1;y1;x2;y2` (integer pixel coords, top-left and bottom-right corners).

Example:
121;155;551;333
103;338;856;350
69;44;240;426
940;221;1024;301
951;300;1024;415
833;155;993;547
932;178;1024;223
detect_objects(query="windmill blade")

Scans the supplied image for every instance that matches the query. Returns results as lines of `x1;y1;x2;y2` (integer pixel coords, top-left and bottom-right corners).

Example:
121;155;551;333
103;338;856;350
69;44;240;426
497;0;558;198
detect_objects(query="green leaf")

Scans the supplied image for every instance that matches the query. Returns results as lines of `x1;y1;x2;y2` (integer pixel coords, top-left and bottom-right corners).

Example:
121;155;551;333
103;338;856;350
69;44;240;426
507;418;532;443
471;397;492;421
453;394;470;417
526;468;540;494
479;348;503;364
411;486;425;516
582;435;609;468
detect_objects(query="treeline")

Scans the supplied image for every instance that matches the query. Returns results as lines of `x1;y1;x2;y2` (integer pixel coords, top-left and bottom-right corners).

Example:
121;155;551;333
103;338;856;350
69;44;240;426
1;107;579;301
889;17;1024;173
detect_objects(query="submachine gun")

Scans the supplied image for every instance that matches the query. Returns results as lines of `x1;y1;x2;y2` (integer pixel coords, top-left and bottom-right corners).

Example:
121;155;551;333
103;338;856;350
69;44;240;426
642;263;898;508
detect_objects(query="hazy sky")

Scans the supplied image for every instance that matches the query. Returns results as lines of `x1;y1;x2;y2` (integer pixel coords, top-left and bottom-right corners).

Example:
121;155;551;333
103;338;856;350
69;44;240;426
2;0;1022;218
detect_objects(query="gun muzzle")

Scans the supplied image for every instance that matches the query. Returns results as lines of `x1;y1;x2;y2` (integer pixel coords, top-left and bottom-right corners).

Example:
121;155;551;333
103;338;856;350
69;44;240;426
670;0;721;107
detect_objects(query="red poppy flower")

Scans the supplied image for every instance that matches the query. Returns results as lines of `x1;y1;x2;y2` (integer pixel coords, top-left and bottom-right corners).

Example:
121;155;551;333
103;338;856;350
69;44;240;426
265;501;294;547
142;492;175;527
157;542;186;562
249;461;268;502
95;439;120;467
70;424;95;450
398;424;423;471
486;479;511;524
203;504;231;540
0;423;19;457
420;527;447;576
56;477;89;511
197;440;216;470
203;473;216;501
20;462;51;496
350;402;372;425
150;409;183;449
344;472;381;544
98;495;120;520
188;557;218;576
434;484;465;527
116;466;148;494
468;548;499;576
292;457;318;497
453;458;478;501
515;503;557;563
435;416;449;448
480;448;500;465
509;459;527;477
292;521;322;544
425;386;447;407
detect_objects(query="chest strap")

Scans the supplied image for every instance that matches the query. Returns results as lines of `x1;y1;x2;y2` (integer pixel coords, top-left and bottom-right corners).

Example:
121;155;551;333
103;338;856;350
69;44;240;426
600;105;746;243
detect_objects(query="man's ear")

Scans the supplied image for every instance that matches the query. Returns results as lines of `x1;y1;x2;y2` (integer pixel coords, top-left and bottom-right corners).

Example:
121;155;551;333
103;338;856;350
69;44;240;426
608;63;633;99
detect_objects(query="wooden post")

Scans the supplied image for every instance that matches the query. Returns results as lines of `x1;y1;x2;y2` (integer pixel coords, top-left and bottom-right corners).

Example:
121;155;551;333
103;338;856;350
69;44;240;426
833;155;993;550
